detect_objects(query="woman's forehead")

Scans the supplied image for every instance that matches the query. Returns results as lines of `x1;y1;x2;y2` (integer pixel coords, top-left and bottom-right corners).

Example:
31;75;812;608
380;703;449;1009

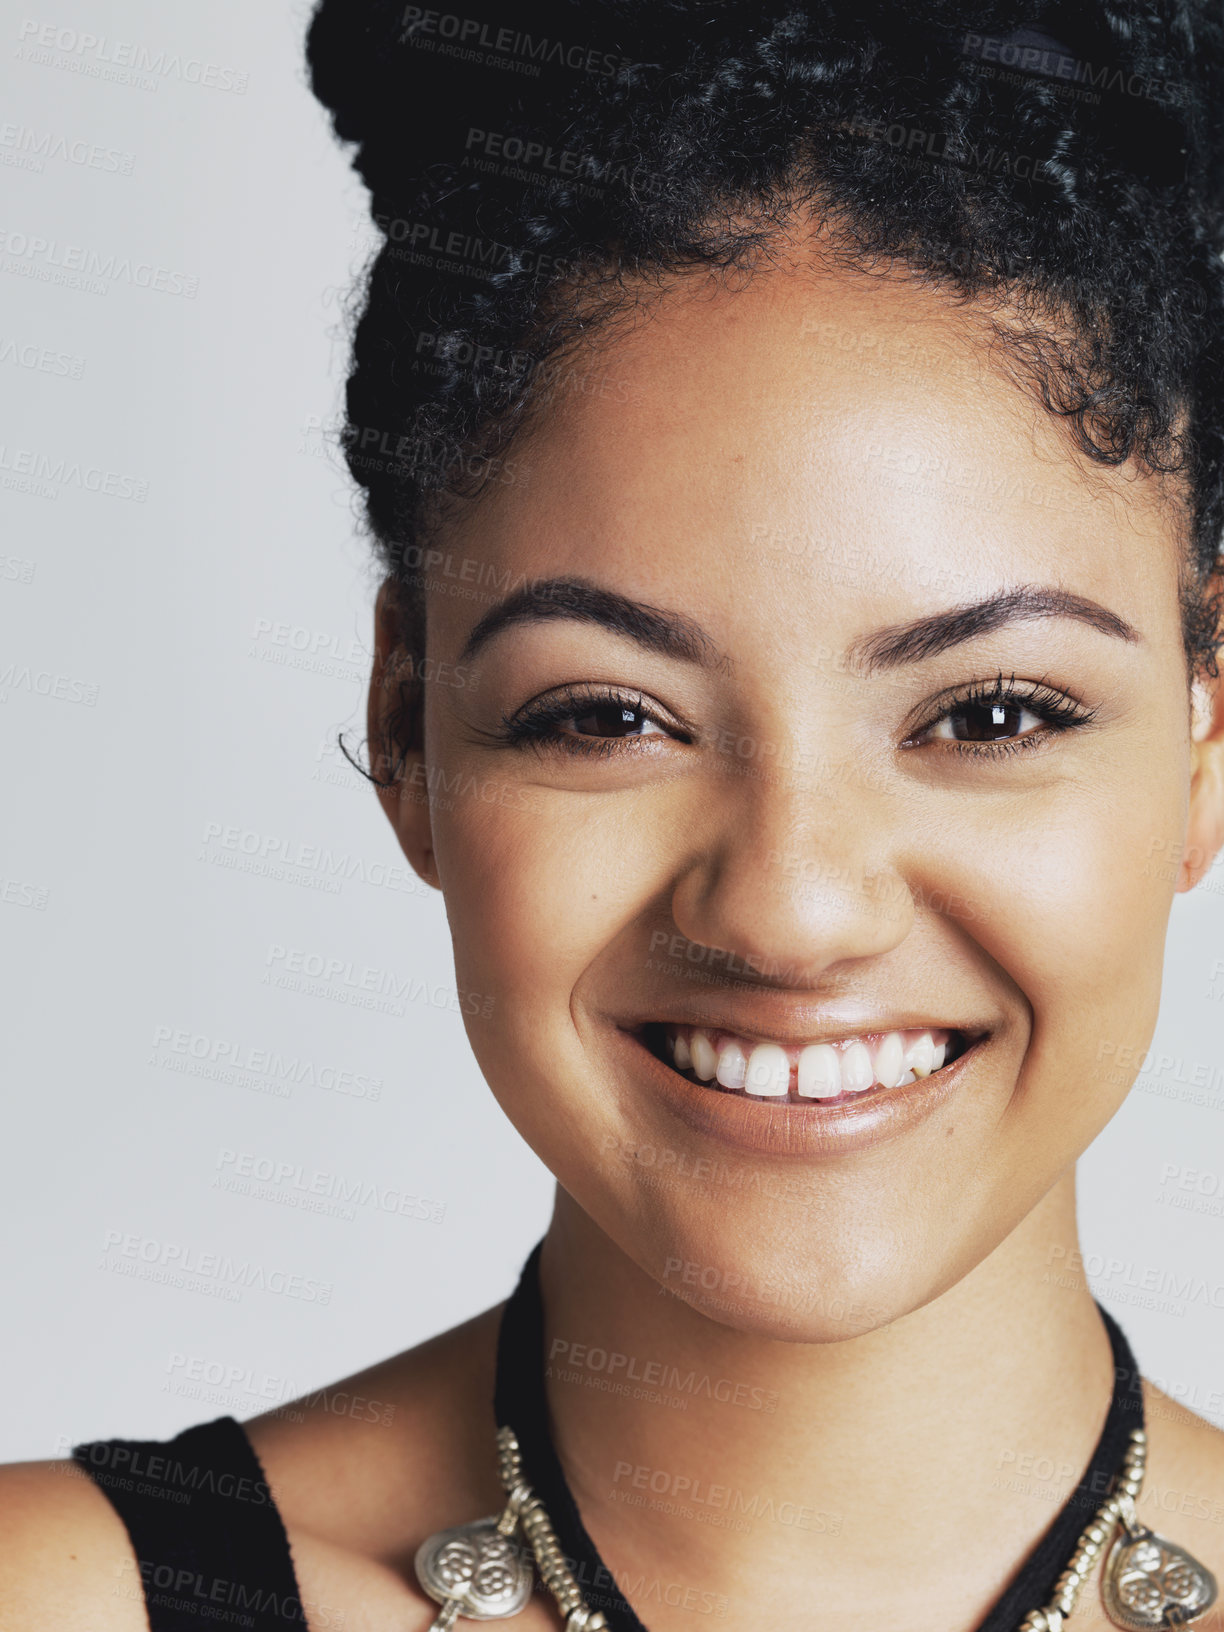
430;262;1181;625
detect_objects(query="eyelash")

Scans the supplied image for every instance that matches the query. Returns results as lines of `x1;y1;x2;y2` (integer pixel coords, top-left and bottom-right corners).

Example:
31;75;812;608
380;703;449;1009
903;673;1099;757
496;675;1098;760
497;686;683;759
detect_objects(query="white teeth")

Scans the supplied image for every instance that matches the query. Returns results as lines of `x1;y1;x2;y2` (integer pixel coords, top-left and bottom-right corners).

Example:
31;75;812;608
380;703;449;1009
715;1040;747;1091
797;1043;842;1098
664;1024;961;1099
874;1031;905;1090
690;1030;718;1081
841;1041;874;1093
744;1043;790;1097
906;1032;935;1078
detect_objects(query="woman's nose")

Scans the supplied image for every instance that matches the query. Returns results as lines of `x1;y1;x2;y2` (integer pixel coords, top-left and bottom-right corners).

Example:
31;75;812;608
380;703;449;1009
667;763;915;984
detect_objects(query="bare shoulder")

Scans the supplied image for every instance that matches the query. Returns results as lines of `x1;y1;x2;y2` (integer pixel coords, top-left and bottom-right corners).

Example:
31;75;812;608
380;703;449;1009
0;1457;148;1630
245;1300;507;1555
0;1302;529;1632
1141;1378;1224;1591
244;1298;558;1631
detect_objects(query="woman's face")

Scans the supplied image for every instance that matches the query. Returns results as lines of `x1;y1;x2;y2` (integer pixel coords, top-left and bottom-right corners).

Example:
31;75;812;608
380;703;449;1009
376;253;1222;1340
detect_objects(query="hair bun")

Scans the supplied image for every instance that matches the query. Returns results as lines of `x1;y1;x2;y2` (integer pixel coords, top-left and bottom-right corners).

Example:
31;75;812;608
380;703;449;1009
310;0;1224;230
305;0;1224;680
307;0;644;221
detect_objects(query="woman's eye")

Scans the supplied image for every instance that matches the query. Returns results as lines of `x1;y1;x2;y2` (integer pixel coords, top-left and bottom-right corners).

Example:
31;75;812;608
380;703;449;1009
923;700;1045;743
497;688;688;754
562;702;668;739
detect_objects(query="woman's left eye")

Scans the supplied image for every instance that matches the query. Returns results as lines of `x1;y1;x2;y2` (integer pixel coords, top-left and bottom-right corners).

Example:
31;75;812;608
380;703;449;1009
905;680;1095;753
920;699;1046;744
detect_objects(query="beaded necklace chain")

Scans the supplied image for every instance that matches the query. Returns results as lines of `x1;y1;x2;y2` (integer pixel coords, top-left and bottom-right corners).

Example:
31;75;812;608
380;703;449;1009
415;1245;1217;1632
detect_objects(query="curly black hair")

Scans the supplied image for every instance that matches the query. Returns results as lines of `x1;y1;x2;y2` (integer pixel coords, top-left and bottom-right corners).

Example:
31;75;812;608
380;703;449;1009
306;0;1224;706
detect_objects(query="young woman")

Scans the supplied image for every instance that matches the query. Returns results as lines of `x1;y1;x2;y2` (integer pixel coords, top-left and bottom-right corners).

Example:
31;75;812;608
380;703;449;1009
4;1;1224;1628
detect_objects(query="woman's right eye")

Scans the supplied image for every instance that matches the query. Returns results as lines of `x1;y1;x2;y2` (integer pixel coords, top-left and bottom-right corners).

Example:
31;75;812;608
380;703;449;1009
554;701;671;740
499;687;688;756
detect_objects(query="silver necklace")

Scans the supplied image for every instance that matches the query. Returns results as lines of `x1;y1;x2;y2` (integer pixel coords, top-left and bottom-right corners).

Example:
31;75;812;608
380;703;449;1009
414;1424;1217;1631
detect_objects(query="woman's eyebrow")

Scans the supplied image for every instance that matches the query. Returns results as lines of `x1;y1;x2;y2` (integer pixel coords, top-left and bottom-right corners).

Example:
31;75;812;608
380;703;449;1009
457;577;729;668
847;585;1141;674
457;576;1140;674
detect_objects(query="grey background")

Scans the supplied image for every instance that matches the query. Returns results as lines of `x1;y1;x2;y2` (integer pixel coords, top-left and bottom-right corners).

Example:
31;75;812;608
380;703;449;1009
1;2;1221;1464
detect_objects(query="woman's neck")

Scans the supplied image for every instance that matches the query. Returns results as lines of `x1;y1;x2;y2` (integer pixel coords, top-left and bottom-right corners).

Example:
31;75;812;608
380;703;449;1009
537;1174;1115;1632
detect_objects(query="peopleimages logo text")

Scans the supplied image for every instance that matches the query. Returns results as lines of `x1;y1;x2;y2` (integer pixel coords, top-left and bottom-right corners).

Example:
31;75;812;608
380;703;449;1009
16;21;249;93
0;228;198;296
399;8;632;77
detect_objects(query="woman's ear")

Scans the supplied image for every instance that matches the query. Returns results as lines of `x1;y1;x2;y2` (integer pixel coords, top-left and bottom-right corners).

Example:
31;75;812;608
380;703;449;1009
368;580;441;891
1178;650;1224;894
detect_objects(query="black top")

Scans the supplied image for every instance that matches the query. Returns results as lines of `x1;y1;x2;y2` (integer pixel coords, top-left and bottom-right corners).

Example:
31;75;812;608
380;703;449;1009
73;1416;307;1629
77;1240;1145;1631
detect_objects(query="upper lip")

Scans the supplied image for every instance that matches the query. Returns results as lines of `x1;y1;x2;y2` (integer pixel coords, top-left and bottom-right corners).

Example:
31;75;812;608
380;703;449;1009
635;1011;984;1049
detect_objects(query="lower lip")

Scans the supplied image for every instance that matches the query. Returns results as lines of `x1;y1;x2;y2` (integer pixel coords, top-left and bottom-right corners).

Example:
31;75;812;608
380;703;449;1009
613;1027;982;1159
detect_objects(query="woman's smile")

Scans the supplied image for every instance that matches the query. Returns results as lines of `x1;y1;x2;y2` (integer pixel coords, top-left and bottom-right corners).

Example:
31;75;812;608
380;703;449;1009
612;1018;986;1160
649;1020;965;1097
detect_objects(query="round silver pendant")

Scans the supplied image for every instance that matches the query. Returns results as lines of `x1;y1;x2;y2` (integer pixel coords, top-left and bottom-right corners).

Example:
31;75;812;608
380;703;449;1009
1101;1522;1218;1629
415;1516;535;1621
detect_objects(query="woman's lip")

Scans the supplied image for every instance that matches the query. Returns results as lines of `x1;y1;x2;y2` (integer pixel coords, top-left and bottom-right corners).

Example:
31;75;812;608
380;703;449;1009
612;1025;985;1160
640;1016;970;1050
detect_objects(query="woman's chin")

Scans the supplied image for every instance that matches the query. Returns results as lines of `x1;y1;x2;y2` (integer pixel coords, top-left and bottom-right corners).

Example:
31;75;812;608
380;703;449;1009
638;1224;957;1345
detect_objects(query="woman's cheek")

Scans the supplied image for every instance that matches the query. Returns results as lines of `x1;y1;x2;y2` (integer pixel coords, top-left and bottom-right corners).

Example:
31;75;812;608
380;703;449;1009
432;782;643;1029
431;790;643;1178
934;780;1172;1123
